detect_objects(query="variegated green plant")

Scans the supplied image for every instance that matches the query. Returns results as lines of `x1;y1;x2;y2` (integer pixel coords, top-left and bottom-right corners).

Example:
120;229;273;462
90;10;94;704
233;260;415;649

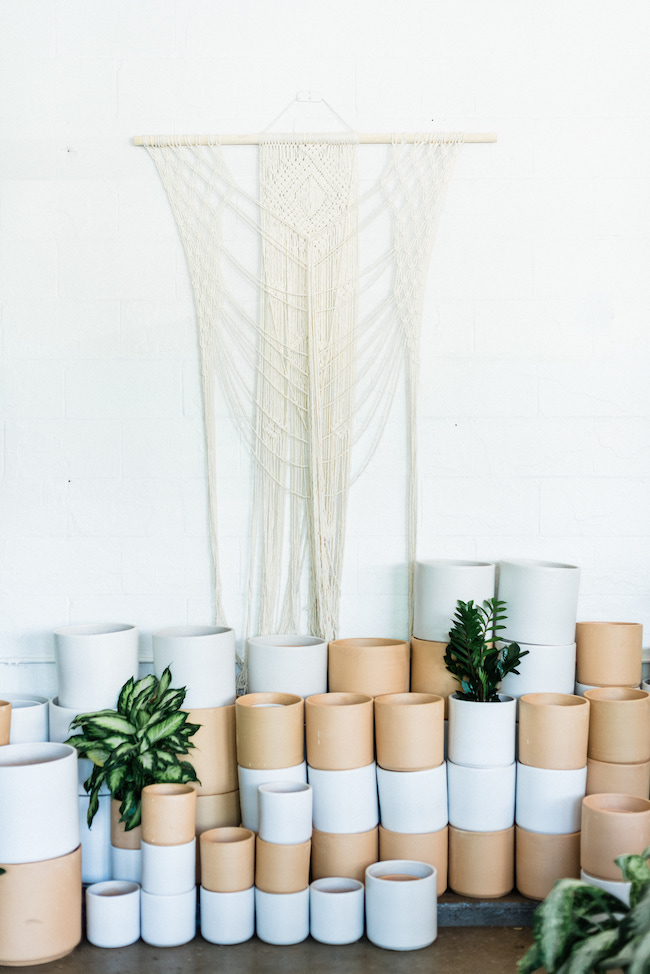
519;849;650;974
65;667;200;831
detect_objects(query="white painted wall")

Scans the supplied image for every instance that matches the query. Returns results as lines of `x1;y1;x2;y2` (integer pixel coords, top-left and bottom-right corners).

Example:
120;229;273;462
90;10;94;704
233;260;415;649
1;0;649;696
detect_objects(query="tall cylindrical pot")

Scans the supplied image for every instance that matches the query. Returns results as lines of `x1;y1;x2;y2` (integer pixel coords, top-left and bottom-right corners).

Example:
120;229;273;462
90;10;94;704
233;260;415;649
518;693;590;770
152;625;236;709
235;693;304;770
54;623;139;711
327;638;410;698
305;693;374;770
246;635;328;698
448;825;515;898
378;825;448;896
581;793;650;881
576;621;643;688
497;560;581;645
515;827;581;900
374;693;444;771
413;560;496;642
365;860;437;951
85;880;140;949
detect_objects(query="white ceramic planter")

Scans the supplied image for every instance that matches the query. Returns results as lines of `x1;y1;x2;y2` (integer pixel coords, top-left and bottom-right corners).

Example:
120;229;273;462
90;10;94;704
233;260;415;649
111;846;142;885
447;761;516;832
237;763;307;833
246;635;328;698
54;623;139;711
254;887;309;945
580;870;631;907
499;643;577;702
308;763;379;834
309;878;365;945
141;838;196;896
85;881;141;949
258;781;313;845
447;694;516;768
365;860;437;951
377;764;448;834
200;886;255;945
49;696;110;795
575;681;601;697
515;763;587;835
152;625;236;709
413;560;496;642
0;742;79;862
79;794;112;884
3;694;49;744
497;560;581;645
140;888;197;947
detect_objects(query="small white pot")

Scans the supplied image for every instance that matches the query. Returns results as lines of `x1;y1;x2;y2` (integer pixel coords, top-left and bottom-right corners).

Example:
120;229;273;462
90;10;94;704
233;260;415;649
447;694;516;768
575;681;601;697
79;794;112;884
309;878;365;945
237;763;307;833
0;742;79;862
246;635;328;698
377;764;448;834
515;763;587;835
413;560;496;642
365;859;437;951
85;881;140;949
140;888;196;947
447;761;516;832
152;625;236;709
111;845;142;885
308;763;379;834
499;643;577;702
54;623;139;711
200;886;255;945
254;887;309;945
497;560;581;646
141;838;196;896
3;694;49;744
580;870;631;907
49;697;109;795
258;781;313;845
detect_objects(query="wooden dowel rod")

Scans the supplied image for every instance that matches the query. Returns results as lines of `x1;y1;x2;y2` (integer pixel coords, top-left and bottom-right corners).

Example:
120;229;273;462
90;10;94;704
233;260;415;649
133;132;496;147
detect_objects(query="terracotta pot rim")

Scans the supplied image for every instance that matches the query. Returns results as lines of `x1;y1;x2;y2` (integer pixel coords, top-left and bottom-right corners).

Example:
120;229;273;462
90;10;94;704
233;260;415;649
520;693;588;709
236;692;303;708
375;692;443;707
328;638;409;649
583;793;650;814
584;688;649;703
54;622;135;636
200;827;254;845
577;621;642;629
142;783;195;798
306;692;372;708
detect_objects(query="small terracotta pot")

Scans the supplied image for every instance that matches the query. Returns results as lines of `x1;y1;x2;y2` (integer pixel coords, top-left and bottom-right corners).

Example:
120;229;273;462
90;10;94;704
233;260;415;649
195;791;241;835
374;693;444;771
581;793;650;881
0;701;11;746
410;638;459;717
305;692;374;770
448;826;515;898
235;692;304;769
310;827;378;883
585;687;650;764
515;827;580;900
586;758;650;799
182;704;237;795
379;824;448;895
518;693;590;770
141;783;197;846
110;799;142;851
199;826;255;893
328;638;410;698
255;836;311;894
0;845;82;967
576;621;643;688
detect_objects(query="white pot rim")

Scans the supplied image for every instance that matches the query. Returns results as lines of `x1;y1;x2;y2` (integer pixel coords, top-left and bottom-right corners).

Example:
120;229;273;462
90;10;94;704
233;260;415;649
0;741;76;767
416;559;495;568
55;622;136;636
451;692;515;705
154;625;233;638
499;559;579;571
247;635;326;648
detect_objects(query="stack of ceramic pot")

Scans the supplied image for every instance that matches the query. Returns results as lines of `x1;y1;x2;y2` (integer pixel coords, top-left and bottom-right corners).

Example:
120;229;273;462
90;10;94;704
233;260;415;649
53;623;139;885
497;561;580;703
0;742;82;966
255;781;312;945
515;693;589;899
235;692;306;832
199;827;256;944
411;560;496;717
139;783;197;947
246;634;328;698
584;685;650;800
581;793;650;904
447;692;517;899
305;692;379;883
375;692;448;896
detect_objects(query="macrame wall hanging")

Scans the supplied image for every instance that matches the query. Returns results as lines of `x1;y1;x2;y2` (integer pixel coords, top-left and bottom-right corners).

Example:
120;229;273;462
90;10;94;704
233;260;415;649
137;107;494;683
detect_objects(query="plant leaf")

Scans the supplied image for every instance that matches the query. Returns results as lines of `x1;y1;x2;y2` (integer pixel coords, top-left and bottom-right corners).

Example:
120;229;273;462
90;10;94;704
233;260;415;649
556;927;619;974
144;711;186;746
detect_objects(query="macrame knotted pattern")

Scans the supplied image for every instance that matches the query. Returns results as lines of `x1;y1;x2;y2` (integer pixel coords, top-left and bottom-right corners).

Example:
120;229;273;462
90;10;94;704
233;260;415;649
143;133;463;686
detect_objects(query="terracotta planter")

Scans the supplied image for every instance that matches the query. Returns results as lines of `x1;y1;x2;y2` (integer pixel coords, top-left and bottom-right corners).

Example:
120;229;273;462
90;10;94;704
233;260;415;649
365;859;437;951
246;635;328;698
310;826;379;883
110;798;142;850
585;758;650;799
448;825;515;898
3;694;49;744
152;624;236;709
305;692;374;770
328;638;410;698
0;701;11;746
576;621;643;688
515;763;587;835
374;693;444;771
377;764;448;833
238;763;307;833
515;827;580;900
581;793;650;881
410;638;459;717
195;791;241;836
54;622;138;711
308;762;379;834
235;692;304;770
584;687;650;763
447;694;516;769
496;559;581;645
181;705;237;795
379;824;448;896
0;845;82;967
200;826;255;893
255;836;311;894
141;783;197;846
499;643;577;703
518;693;590;770
413;560;496;642
447;761;516;832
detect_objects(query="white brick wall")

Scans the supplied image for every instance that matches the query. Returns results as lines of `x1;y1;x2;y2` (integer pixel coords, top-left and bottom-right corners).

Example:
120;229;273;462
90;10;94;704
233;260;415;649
1;0;649;695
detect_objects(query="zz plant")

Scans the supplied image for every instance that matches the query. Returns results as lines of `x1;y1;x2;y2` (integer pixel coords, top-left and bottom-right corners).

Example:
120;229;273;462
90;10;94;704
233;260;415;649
65;667;200;831
444;597;528;702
